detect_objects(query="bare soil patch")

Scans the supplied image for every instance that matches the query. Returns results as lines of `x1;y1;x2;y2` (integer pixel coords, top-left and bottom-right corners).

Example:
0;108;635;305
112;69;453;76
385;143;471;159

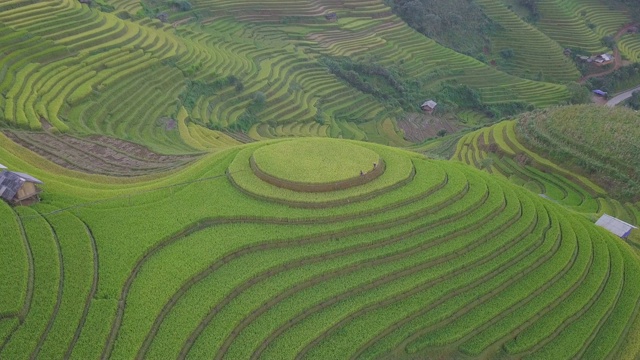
398;113;462;143
4;131;198;177
591;94;607;105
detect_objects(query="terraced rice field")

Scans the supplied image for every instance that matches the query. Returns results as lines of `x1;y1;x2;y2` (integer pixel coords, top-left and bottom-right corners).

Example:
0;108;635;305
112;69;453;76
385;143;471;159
517;105;640;200
475;0;580;83
1;135;640;359
618;34;640;63
0;0;582;148
2;131;199;176
1;1;640;357
453;118;640;225
534;0;608;53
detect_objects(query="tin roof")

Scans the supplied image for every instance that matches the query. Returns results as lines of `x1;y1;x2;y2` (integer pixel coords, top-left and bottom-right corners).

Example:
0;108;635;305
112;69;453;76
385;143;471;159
12;172;43;184
421;100;437;109
595;214;637;238
0;171;43;201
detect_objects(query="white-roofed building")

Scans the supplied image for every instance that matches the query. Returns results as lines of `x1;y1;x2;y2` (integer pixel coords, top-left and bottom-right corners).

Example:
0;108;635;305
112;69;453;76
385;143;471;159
0;163;6;169
595;53;614;65
420;100;438;114
595;214;637;239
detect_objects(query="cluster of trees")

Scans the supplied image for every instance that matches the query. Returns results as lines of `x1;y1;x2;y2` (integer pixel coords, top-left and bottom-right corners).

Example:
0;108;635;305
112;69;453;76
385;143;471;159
517;0;540;22
613;0;640;22
627;90;640;110
321;56;422;111
233;92;266;131
587;63;640;93
132;0;194;20
565;82;591;104
178;76;238;111
385;0;496;55
438;83;533;119
322;56;533;120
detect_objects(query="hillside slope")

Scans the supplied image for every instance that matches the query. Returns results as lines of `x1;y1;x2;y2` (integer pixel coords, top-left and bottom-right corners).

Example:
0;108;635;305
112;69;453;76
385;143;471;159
517;105;640;201
1;136;640;359
452;117;640;228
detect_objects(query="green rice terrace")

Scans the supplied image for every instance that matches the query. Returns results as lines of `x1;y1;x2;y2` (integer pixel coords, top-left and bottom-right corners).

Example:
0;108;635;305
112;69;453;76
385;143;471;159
2;0;640;359
251;139;380;184
1;0;637;147
2;135;640;359
452;105;640;227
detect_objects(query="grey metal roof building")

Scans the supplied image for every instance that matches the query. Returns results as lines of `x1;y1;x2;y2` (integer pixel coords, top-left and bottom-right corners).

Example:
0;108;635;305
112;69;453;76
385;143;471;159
595;214;637;239
0;170;44;205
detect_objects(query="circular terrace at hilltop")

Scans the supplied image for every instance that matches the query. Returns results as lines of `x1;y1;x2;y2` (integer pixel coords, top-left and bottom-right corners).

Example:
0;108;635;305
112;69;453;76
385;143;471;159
228;139;416;207
252;138;381;184
249;139;386;193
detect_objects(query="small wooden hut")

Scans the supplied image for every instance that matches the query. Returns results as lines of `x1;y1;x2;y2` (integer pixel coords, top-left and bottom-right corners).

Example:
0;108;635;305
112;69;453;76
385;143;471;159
0;171;44;205
420;100;438;114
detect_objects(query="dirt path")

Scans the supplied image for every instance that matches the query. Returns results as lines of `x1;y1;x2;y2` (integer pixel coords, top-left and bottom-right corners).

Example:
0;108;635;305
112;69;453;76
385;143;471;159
579;24;637;84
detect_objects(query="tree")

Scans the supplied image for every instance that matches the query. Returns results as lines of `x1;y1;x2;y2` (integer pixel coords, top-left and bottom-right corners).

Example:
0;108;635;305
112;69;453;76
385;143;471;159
628;90;640;110
602;35;616;49
253;91;266;105
566;82;591;104
500;48;515;59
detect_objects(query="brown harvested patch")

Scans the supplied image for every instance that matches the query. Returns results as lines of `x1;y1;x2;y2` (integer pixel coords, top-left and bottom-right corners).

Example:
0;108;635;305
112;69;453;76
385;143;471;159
398;113;462;143
4;131;199;177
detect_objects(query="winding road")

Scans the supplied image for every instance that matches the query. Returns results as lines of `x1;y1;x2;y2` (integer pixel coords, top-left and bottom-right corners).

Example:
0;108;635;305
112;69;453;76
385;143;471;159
606;85;640;106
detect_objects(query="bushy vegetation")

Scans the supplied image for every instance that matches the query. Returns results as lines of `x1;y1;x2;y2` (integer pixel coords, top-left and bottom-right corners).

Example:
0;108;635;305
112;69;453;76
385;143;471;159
627;90;640;110
587;63;640;93
178;78;236;111
385;0;497;55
